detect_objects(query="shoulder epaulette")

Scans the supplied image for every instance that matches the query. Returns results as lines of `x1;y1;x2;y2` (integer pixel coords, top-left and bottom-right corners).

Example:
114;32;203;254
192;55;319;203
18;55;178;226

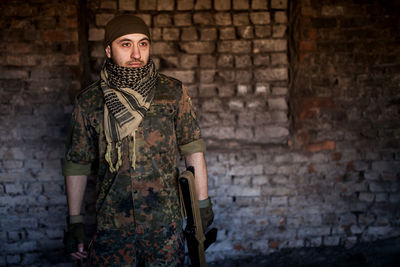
76;80;101;100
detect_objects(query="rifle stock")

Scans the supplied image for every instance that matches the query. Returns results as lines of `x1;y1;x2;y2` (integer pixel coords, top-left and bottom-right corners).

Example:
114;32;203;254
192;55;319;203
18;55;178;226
178;167;217;267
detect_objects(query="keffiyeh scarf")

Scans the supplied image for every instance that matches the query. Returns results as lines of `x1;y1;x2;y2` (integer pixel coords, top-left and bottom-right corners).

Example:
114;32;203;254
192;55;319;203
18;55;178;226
100;58;158;172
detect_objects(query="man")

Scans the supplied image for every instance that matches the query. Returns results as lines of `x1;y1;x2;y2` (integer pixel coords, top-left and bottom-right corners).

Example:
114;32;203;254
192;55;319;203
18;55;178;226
63;14;214;266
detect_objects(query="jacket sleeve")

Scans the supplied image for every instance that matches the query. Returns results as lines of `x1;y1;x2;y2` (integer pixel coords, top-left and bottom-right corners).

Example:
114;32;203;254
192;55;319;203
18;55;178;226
62;99;97;176
175;84;206;156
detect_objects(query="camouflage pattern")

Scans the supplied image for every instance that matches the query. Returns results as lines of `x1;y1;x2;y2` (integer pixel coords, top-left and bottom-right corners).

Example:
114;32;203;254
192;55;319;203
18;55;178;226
88;221;184;266
63;74;204;265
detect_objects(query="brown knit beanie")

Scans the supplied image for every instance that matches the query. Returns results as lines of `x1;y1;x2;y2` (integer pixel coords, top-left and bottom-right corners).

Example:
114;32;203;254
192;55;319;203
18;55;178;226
104;14;150;47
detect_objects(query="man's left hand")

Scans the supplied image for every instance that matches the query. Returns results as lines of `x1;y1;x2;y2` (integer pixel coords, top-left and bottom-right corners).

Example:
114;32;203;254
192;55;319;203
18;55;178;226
199;197;214;232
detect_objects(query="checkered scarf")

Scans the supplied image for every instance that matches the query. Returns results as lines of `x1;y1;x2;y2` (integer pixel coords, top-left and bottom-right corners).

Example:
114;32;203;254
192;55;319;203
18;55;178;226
100;58;158;172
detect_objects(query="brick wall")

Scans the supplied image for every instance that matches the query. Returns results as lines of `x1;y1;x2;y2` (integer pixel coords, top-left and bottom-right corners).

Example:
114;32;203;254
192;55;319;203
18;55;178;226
289;0;400;251
0;0;81;265
0;0;399;265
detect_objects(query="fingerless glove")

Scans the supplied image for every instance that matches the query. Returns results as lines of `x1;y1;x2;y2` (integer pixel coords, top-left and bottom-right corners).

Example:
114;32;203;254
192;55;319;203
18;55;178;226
199;197;214;232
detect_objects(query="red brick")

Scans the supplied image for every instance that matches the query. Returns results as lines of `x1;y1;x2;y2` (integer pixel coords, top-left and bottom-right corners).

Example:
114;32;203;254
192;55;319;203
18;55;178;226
298;98;335;119
215;13;232;26
346;161;356;172
250;12;271;25
157;0;174;10
0;70;29;79
65;55;80;66
200;28;217;40
321;6;344;17
234;244;245;251
10;19;35;29
308;164;316;174
59;17;78;29
200;55;216;68
273;25;287;37
252;0;268;10
174;13;192;26
180;41;215;54
253;54;270;66
181;27;198;41
254;39;286;53
275;11;287;23
88;28;105;41
300;97;335;109
101;1;117;9
139;0;156;10
42;30;78;42
134;14;151;26
295;131;310;146
180;55;198;69
217;55;234;67
163;28;180;41
306;141;335;152
254;68;288;81
154;14;172;26
4;3;36;16
271;0;287;9
219;27;236;40
151;28;162;41
195;0;211;10
332;152;342;161
255;25;271;38
9;43;31;54
303;29;318;40
237;26;254;39
96;13;114;26
233;13;249;26
236;70;252;83
177;0;194;10
200;70;216;83
233;0;249;10
269;240;281;249
218;40;251;53
6;55;37;66
299;41;316;52
119;0;136;10
235;55;252;67
214;0;230;10
151;42;176;55
194;12;214;25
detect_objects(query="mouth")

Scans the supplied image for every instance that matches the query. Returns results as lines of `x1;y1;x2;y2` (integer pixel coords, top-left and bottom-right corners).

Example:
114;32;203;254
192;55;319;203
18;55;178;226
126;61;143;68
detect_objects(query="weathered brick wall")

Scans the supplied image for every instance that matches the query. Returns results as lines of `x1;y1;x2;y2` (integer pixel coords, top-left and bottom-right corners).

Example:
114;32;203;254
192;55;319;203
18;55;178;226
0;0;399;266
0;0;81;266
289;0;400;252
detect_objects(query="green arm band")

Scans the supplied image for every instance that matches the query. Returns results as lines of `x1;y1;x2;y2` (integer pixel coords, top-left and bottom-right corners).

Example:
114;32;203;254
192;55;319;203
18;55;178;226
62;160;91;176
179;139;206;156
198;197;211;208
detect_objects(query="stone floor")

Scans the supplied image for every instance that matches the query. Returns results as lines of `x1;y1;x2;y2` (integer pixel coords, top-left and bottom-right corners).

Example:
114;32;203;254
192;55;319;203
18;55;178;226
208;237;400;267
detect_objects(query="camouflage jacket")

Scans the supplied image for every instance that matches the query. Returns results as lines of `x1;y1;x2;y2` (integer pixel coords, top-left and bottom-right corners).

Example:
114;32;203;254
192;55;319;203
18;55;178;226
62;74;205;231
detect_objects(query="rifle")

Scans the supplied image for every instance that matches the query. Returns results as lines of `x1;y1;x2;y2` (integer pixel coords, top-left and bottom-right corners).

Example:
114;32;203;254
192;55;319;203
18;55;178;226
178;167;218;267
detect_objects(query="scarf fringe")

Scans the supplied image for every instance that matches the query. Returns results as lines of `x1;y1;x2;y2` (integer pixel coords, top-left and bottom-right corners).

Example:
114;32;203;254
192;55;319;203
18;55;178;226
105;142;122;173
105;133;137;173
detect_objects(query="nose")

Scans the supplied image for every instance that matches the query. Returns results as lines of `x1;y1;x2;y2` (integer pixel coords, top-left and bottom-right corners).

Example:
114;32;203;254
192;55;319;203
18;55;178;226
131;44;141;60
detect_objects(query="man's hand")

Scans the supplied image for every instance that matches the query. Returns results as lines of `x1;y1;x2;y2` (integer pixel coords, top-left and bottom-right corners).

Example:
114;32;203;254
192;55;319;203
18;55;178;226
199;197;214;232
64;222;87;260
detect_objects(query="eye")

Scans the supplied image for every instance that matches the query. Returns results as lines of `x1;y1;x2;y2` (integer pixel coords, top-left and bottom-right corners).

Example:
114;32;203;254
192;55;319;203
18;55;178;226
139;41;149;47
121;42;131;47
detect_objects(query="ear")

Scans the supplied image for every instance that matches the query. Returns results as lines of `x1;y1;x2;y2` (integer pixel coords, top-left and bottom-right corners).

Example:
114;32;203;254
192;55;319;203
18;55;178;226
105;45;112;58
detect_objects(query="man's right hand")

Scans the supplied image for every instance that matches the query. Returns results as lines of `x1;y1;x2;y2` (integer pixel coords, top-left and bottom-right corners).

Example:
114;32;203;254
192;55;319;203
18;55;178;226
64;222;87;259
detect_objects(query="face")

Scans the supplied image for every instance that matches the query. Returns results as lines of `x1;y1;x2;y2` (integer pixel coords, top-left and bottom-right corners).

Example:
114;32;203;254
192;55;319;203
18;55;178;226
105;33;150;68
